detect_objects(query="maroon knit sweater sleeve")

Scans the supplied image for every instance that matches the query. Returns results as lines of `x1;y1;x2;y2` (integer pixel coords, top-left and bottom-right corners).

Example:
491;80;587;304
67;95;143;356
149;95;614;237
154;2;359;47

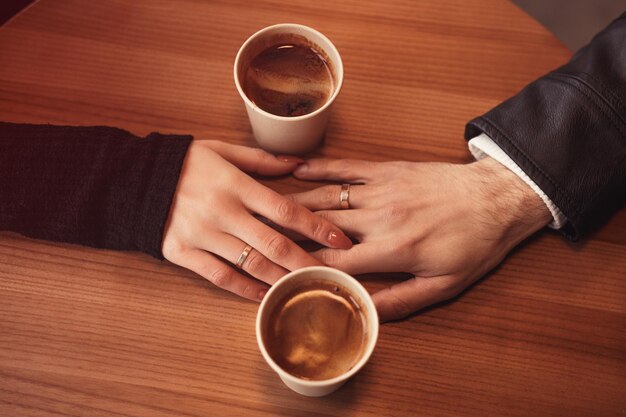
0;122;192;259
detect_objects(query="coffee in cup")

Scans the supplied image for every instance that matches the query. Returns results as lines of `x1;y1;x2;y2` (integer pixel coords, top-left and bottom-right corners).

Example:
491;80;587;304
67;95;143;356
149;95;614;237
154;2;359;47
263;279;366;381
243;36;334;118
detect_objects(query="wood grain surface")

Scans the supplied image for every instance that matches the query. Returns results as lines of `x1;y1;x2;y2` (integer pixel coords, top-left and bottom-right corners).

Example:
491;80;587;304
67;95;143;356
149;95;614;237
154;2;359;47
1;1;625;416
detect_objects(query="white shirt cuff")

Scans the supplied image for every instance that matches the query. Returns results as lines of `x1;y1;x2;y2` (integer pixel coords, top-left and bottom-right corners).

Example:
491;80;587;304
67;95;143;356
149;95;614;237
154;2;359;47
468;133;567;229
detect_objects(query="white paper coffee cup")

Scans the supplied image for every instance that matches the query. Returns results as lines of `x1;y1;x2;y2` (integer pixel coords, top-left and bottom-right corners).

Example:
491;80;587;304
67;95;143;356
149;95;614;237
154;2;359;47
256;266;378;397
234;24;344;155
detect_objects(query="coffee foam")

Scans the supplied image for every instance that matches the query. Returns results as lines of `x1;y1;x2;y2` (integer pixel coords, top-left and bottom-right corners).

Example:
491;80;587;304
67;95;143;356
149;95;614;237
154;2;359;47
247;54;331;97
238;33;335;81
263;280;367;381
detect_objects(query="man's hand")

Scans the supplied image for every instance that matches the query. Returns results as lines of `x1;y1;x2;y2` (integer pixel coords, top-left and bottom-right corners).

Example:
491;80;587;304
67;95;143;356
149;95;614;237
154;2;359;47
289;157;551;321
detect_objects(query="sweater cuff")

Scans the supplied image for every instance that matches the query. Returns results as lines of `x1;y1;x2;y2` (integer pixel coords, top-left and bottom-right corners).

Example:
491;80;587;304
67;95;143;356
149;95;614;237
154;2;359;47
132;133;192;259
468;133;567;229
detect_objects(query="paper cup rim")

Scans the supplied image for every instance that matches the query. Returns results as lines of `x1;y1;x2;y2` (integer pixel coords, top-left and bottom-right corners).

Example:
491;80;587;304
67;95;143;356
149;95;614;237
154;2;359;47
233;23;344;122
256;266;379;388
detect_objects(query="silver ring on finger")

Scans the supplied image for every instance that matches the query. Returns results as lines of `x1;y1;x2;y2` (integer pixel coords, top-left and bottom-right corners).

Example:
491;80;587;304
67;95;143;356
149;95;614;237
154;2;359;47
236;245;253;269
340;183;351;209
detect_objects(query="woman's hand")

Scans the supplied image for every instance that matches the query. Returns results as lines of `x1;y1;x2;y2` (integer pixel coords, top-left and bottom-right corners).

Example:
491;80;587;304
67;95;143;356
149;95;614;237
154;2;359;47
162;140;352;301
289;157;551;321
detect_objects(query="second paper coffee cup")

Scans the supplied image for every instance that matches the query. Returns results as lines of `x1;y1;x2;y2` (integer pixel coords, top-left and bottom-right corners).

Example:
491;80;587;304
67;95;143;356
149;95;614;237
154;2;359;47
256;266;378;397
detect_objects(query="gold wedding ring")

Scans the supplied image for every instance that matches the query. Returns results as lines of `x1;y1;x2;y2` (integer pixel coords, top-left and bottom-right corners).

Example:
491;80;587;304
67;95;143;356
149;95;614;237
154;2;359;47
236;245;253;269
340;184;351;209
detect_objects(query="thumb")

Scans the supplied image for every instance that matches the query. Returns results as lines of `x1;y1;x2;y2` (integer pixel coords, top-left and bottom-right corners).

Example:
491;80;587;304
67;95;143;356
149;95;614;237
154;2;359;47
204;141;304;176
372;275;458;322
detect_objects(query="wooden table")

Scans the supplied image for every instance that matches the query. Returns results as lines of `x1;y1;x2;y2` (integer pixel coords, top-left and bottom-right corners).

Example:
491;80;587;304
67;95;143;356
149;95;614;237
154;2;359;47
1;1;625;416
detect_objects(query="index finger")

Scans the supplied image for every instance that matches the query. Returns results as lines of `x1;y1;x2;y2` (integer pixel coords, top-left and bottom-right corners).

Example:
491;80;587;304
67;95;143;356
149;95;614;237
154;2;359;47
204;141;304;176
243;185;353;250
293;158;375;183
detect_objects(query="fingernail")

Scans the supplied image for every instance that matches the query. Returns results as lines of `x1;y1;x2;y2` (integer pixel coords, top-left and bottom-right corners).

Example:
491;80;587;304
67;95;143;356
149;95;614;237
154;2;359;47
258;289;268;301
277;155;305;164
328;230;353;249
294;163;309;175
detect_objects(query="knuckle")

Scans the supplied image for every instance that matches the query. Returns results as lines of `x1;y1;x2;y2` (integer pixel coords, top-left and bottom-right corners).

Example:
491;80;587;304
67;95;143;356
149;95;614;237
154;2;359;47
275;199;299;223
248;148;271;173
264;234;291;259
315;159;329;173
390;293;414;319
309;217;327;241
383;203;408;224
244;250;267;275
241;282;256;300
253;147;270;161
319;249;340;267
208;267;233;289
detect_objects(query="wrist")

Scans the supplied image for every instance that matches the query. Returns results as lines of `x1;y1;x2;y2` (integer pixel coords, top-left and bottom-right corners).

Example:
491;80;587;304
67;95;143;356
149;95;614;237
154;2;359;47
471;157;551;245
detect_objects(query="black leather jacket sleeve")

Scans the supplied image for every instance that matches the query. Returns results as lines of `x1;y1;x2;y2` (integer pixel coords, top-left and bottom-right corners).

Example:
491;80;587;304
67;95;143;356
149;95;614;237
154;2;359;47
465;13;626;240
